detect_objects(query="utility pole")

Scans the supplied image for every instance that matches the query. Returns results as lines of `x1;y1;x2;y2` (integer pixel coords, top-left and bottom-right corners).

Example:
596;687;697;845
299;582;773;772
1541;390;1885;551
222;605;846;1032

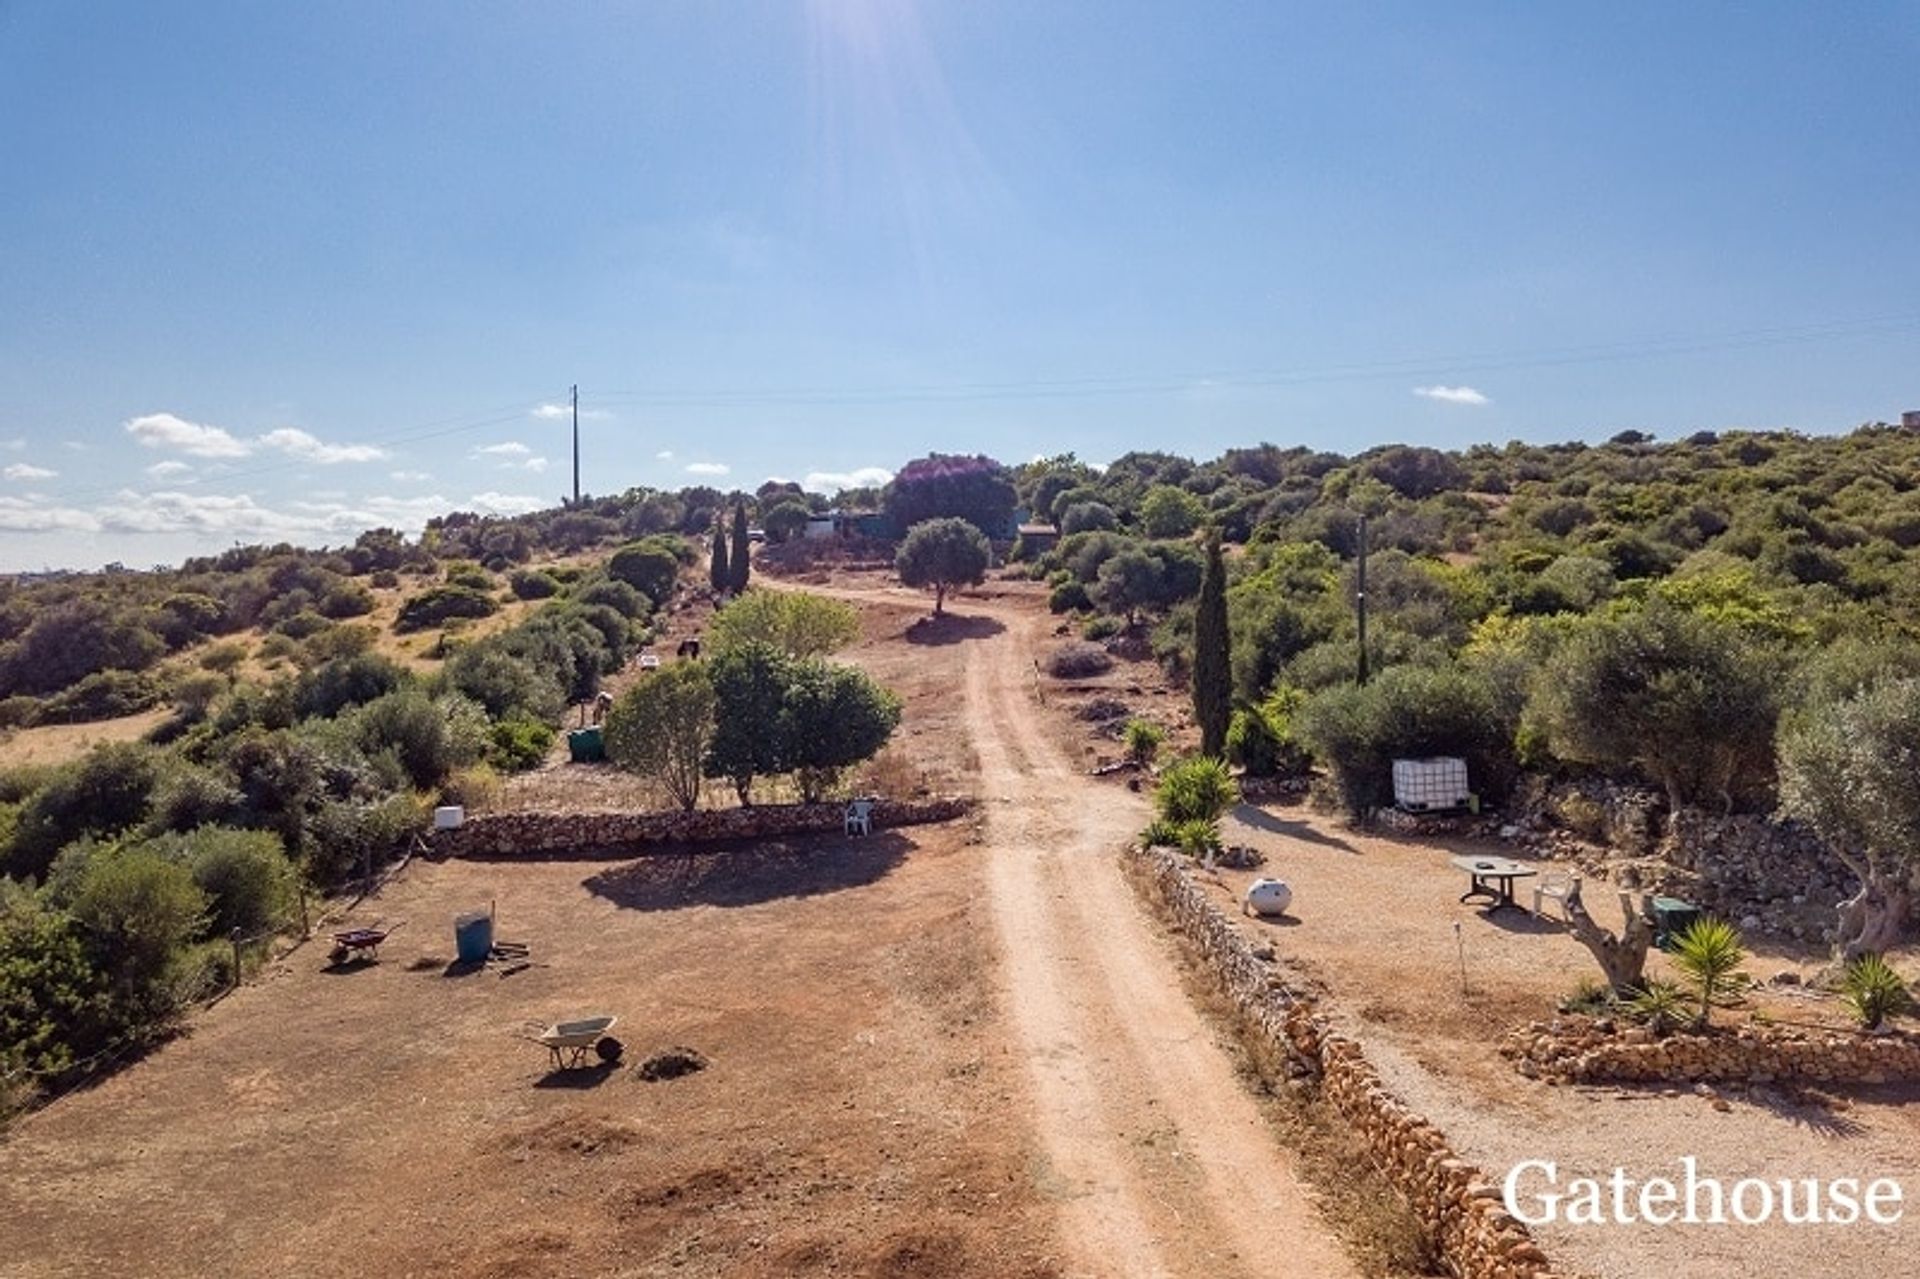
570;384;580;507
1355;513;1370;685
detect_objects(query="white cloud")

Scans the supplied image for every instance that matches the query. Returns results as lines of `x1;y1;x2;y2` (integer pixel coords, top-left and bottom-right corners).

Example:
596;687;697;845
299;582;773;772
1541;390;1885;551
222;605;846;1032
656;450;674;461
804;465;893;493
520;457;550;474
146;460;192;478
126;412;251;457
685;462;730;476
475;441;532;457
0;495;98;532
389;470;431;482
3;463;56;481
531;403;610;421
257;427;387;464
467;492;547;516
1413;384;1490;407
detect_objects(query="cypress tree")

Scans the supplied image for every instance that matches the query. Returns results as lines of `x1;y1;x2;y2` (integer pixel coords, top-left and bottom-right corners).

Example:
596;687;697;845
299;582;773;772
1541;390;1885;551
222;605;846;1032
1193;529;1231;758
729;503;752;593
709;518;730;593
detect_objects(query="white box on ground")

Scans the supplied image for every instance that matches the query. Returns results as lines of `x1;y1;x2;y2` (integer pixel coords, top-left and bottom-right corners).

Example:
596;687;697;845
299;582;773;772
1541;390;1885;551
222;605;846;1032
434;805;465;830
1391;757;1470;812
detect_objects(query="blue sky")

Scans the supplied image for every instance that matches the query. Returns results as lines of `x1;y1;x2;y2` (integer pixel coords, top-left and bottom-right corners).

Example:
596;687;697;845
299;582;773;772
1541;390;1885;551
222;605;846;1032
2;2;1918;570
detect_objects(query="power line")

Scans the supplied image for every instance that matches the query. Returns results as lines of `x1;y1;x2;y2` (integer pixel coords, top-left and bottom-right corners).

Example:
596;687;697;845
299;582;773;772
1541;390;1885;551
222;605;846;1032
590;311;1920;408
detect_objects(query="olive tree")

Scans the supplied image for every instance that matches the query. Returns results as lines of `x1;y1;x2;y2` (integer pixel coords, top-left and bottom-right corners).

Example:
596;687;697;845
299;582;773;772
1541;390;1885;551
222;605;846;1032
895;518;990;616
1778;677;1920;960
708;590;858;658
781;661;902;801
604;661;716;812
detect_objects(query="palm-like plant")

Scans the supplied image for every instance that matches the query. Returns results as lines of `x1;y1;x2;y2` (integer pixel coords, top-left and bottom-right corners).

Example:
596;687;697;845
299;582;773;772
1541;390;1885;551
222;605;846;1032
1841;953;1913;1031
1669;917;1747;1029
1154;755;1239;825
1628;979;1688;1035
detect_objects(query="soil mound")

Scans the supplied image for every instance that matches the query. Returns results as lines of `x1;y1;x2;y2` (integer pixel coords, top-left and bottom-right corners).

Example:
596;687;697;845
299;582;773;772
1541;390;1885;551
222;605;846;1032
636;1046;708;1081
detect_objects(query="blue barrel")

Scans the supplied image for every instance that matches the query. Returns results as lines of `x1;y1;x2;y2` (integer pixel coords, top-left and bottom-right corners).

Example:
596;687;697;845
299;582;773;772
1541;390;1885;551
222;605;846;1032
454;910;494;964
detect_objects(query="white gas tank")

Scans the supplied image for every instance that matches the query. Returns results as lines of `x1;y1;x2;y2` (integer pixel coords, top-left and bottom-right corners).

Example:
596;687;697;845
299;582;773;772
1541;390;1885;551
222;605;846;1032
1244;877;1293;917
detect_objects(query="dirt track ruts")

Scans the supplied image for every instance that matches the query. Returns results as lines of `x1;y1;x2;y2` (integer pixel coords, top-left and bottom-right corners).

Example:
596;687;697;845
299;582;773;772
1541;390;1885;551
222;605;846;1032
811;581;1356;1278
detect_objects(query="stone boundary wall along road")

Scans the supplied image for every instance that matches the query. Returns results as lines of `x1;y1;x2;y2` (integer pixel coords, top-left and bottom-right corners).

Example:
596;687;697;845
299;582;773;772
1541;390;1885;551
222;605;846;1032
1124;844;1577;1279
1504;1017;1920;1087
432;797;973;860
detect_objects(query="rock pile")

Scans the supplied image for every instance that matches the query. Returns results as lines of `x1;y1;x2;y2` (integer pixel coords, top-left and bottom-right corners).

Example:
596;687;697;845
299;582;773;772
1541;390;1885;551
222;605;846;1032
1503;1016;1920;1086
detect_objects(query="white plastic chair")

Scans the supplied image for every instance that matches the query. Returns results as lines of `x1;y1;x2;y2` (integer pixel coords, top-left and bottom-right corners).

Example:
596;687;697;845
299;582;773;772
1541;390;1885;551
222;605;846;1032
1533;869;1581;920
844;799;874;837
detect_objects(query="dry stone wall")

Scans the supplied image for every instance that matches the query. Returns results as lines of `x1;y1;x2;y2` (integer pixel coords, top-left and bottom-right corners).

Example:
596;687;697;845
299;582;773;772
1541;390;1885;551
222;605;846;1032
1124;845;1577;1279
1504;1016;1920;1087
432;797;972;860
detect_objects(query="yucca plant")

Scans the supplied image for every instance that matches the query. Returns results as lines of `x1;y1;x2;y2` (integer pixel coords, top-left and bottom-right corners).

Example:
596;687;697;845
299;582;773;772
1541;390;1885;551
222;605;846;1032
1627;980;1689;1035
1124;719;1167;768
1841;953;1913;1031
1172;818;1223;862
1154;755;1240;825
1139;817;1183;849
1669;917;1747;1029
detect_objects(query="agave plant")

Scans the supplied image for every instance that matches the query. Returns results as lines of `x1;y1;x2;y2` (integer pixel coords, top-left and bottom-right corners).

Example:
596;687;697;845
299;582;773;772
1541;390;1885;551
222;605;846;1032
1628;980;1689;1035
1841;953;1913;1031
1124;719;1167;768
1669;917;1747;1029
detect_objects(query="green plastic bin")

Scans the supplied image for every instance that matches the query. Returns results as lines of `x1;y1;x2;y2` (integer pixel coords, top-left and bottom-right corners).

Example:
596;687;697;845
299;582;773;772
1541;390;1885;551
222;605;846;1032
567;726;605;763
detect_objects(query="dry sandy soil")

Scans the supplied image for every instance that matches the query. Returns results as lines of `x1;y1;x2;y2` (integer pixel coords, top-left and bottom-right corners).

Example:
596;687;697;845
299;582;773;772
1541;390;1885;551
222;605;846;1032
0;566;1358;1279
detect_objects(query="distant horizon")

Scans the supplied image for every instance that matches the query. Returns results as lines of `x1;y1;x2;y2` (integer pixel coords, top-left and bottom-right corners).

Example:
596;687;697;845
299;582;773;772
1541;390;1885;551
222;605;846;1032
1;412;1907;577
5;4;1916;571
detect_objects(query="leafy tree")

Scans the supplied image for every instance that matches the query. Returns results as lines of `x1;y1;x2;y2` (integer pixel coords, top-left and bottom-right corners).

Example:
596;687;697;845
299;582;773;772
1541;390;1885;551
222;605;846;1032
1529;602;1782;816
1059;501;1117;535
729;504;751;594
64;845;208;1023
606;542;681;608
703;644;794;804
709;519;730;593
895;518;990;615
1778;677;1920;959
780;661;902;801
1192;532;1231;757
393;585;496;632
1140;485;1205;539
883;453;1018;536
165;827;294;938
5;743;163;882
1093;544;1201;626
350;691;487;791
1295;663;1509;817
574;577;648;620
708;590;859;658
605;662;716;812
0;599;166;697
762;498;812;544
0;884;113;1081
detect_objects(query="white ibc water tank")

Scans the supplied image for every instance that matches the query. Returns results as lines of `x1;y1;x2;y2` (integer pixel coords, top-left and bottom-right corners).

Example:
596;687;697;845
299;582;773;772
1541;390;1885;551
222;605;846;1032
1244;878;1293;917
434;805;465;831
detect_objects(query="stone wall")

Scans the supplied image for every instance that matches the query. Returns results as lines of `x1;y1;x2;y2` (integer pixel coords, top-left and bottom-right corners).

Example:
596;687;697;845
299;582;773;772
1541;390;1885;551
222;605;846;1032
1124;845;1574;1279
431;796;973;860
1503;1016;1920;1087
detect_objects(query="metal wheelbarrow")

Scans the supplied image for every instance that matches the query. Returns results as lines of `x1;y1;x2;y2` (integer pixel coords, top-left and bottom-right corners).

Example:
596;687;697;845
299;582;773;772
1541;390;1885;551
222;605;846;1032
533;1015;620;1070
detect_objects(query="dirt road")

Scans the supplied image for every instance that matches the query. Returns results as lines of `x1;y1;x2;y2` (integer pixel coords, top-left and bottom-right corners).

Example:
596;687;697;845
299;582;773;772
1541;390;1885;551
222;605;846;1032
816;580;1356;1278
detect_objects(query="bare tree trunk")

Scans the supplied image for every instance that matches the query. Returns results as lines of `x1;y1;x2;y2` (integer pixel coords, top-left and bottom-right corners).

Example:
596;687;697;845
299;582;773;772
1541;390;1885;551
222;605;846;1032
1565;883;1656;994
1835;872;1910;962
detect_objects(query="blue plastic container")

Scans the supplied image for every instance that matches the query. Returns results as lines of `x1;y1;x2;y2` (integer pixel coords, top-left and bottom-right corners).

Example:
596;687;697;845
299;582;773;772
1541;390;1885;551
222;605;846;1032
454;910;494;964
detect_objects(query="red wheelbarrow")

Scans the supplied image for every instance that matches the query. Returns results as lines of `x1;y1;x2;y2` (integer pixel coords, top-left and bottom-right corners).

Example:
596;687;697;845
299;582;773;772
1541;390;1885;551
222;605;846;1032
329;922;401;965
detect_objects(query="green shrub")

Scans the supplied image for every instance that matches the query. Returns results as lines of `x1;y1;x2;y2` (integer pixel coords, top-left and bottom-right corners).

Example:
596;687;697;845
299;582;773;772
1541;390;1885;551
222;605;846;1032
1172;817;1223;859
508;568;560;600
443;562;494;591
39;670;164;723
438;764;501;813
606;542;682;608
369;569;401;590
1294;663;1509;817
394;585;497;633
1048;580;1092;614
169;828;294;938
1154;755;1239;824
0;695;39;729
1841;953;1912;1030
1140;817;1183;848
707;590;859;658
487;716;555;771
64;845;208;1020
272;610;333;641
1123;719;1166;767
349;691;487;790
317;580;375;620
5;743;163;882
145;764;243;834
294;653;408;720
574;578;649;620
1627;979;1688;1034
304;793;430;886
1081;614;1122;641
198;642;248;674
1044;642;1113;678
